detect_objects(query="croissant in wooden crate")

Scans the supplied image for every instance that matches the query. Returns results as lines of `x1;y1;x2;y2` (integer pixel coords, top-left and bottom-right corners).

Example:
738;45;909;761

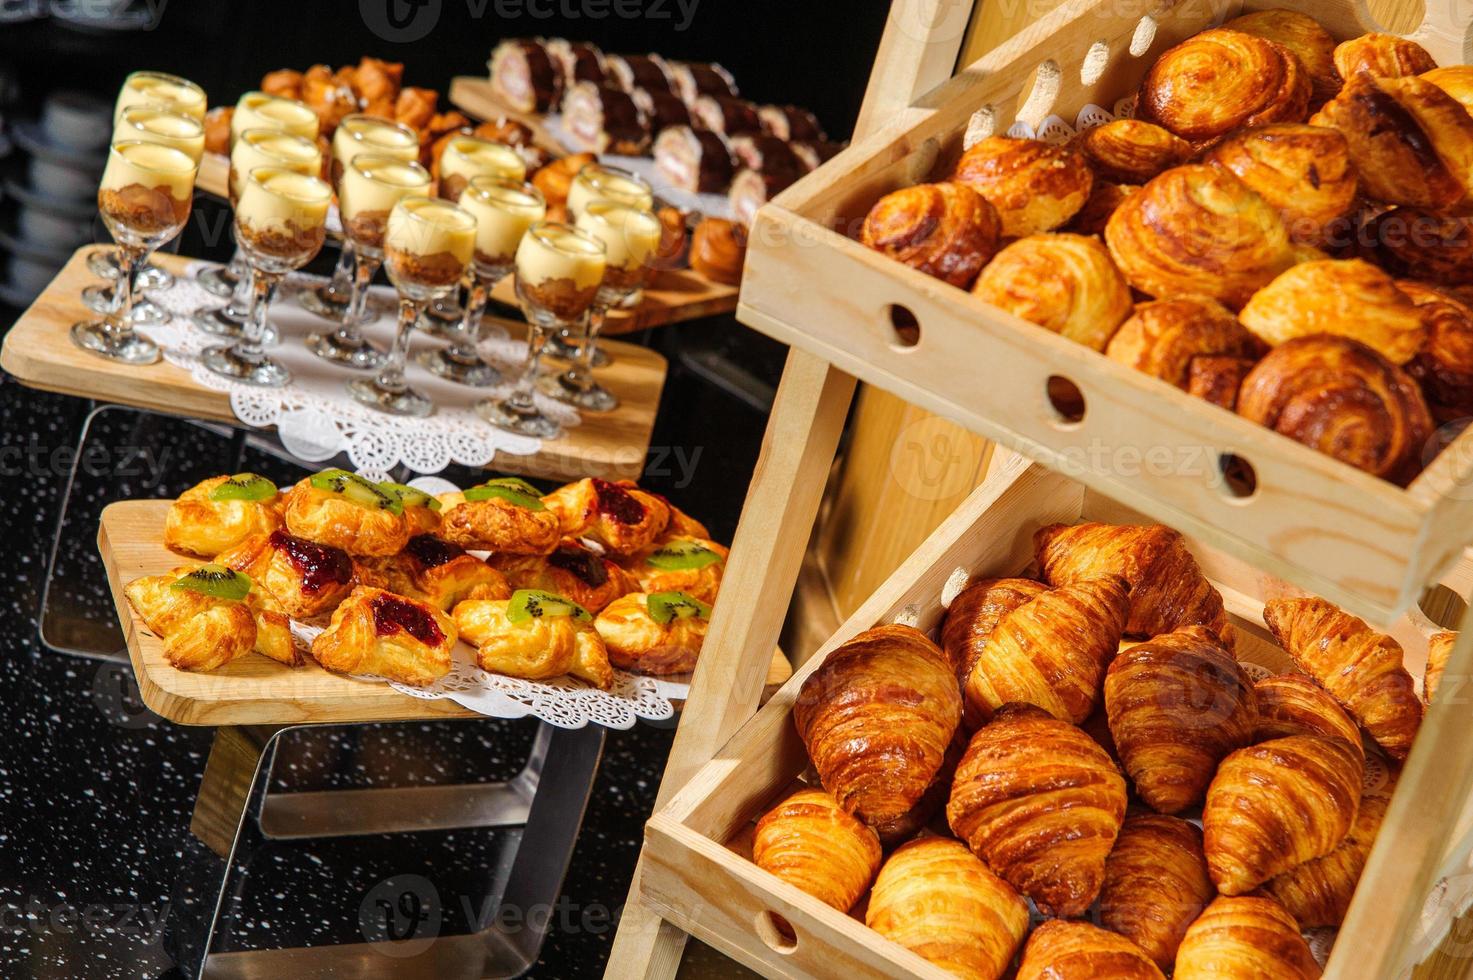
1239;259;1426;364
752;787;881;913
1105;625;1258;814
1017;920;1164;980
1263;596;1424;759
1223;9;1341;106
1400;280;1473;421
946;702;1127;916
1203;734;1363;894
1333;32;1438;80
1362;207;1473;286
1099;814;1214;972
1204;124;1358;246
1426;65;1473;114
794;624;961;827
1253;673;1363;757
1262;781;1393;928
865;837;1028;980
951;136;1093;238
940;576;1045;678
1075;119;1191;185
1174;895;1322;979
1105;297;1260;391
972;233;1133;351
1068;181;1136;237
1186;355;1256;411
860;182;1000;288
1425;631;1457;704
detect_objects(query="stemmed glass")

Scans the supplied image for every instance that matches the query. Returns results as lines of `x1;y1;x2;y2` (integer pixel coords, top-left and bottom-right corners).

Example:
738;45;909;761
71;141;198;363
477;221;605;438
539;200;660;411
299;114;420;322
418;176;545;385
200;167;331;386
306;155;431;368
349;196;476;416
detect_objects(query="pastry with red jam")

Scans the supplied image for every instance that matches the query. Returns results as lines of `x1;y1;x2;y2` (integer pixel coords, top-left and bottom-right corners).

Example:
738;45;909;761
439;477;562;555
216;529;359;620
311;586;456;686
541;478;671;556
490;540;639;613
453;589;613;689
364;533;512;611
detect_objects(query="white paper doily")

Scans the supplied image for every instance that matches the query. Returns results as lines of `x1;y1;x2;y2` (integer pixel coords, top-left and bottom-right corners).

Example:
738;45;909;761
964;96;1137;149
139;262;584;478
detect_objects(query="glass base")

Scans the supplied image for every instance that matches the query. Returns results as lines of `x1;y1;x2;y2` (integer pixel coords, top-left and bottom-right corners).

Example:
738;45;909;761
416;347;501;387
82;285;169;327
200;345;291;387
70;321;160;364
307;330;385;369
195;264;239;298
348;377;435;417
298;282;352;321
416;309;464;340
543;332;610;367
86;251;172;290
191;309;278;345
476;397;561;438
536;371;619;412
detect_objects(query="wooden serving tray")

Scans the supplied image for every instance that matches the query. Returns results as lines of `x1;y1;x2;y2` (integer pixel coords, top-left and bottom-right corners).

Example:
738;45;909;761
737;0;1473;625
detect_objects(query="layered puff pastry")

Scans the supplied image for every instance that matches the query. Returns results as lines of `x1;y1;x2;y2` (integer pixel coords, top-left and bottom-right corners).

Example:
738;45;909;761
940;576;1045;678
1401;280;1473;420
1425;631;1456;704
1362;207;1473;286
438;488;562;555
1068;181;1137;237
311;586;456;686
1075;119;1191;185
163;475;283;558
216;529;359;620
865;837;1028;980
1253;673;1364;758
1425;65;1473;114
1015;920;1165;980
1261;780;1393;928
453;595;613;689
541;478;671;556
752;787;881;913
594;591;708;675
1204;123;1358;246
1099;814;1214;972
1223;9;1341;106
362;534;511;611
282;478;410;557
1105;297;1261;392
1173;895;1323;980
859;182;1001;288
1239;259;1426;364
125;566;292;671
951;136;1093;238
491;541;639;613
1333;32;1438;80
971;233;1133;351
624;535;727;605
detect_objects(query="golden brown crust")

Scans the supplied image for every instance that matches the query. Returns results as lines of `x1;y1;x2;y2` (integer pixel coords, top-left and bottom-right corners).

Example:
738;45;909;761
1334;32;1438;81
946;703;1127;917
1106;297;1259;389
1016;919;1165;980
438;493;562;555
491;541;639;612
1361;207;1473;286
972;233;1132;350
310;586;455;686
1401;280;1473;420
1253;673;1364;757
540;478;671;556
752;788;881;913
1425;631;1456;705
1076;119;1192;185
215;530;358;620
247;589;300;667
282;479;410;557
1100;815;1214;972
531;151;594;208
124;569;259;672
1240;259;1426;363
1425;65;1473;114
593;592;706;675
952;137;1092;238
1224;10;1341;106
1262;783;1392;927
624;535;726;605
859;182;1000;288
941;577;1046;680
1204;124;1358;246
1187;355;1256;410
453;596;613;689
1174;895;1323;979
1067;181;1136;237
794;624;962;827
689;216;748;285
1264;596;1424;759
362;535;511;611
164;475;283;559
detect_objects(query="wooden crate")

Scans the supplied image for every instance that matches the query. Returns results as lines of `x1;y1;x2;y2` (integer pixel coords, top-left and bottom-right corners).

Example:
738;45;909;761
737;0;1473;624
638;457;1473;979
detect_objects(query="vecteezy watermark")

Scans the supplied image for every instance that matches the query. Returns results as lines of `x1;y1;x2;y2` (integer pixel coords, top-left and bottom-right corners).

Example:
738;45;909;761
360;0;700;42
46;0;169;28
0;437;171;486
0;897;169;939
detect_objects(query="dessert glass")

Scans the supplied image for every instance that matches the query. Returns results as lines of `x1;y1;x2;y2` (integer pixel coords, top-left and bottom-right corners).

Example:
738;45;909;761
201;168;331;387
71;141;197;364
114;70;206;123
349;197;475;416
229;91;319;145
477;221;605;438
307;155;431;369
417;176;545;386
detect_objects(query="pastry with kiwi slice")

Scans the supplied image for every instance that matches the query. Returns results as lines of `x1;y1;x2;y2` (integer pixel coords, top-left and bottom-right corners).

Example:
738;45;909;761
311;586;456;687
164;473;283;559
281;470;411;557
595;589;712;675
215;529;360;620
490;540;640;613
541;478;673;556
380;482;443;534
440;477;562;555
360;534;513;612
627;535;728;605
124;564;263;672
453;589;614;689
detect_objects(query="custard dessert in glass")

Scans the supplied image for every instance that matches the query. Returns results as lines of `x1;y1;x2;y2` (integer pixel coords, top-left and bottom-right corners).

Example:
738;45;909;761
229;91;320;148
114;70;206;122
564;162;654;220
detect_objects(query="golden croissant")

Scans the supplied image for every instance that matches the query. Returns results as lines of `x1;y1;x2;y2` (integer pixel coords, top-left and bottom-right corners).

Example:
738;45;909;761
1263;596;1424;759
1203;734;1364;894
1174;895;1323;980
1105;297;1259;390
1100;814;1214;972
1262;782;1393;927
1137;29;1310;143
859;181;1000;288
940;576;1046;679
793;624;961;827
1400;280;1473;422
972;233;1133;351
946;702;1127;916
1333;32;1438;80
1204;124;1357;246
952;136;1093;238
1076;118;1191;185
1239;259;1425;364
1253;673;1363;757
1425;631;1456;705
1016;919;1165;980
1223;10;1340;106
752;787;881;913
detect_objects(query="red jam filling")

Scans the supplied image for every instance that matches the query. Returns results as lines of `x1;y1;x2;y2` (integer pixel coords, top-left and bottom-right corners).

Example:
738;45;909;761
404;534;464;569
592;478;645;525
269;530;353;594
548;543;608;586
370;593;445;646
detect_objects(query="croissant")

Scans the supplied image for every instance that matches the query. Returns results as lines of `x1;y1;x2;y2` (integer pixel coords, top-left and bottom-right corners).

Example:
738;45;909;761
1187;355;1256;410
1105;625;1257;813
1239;259;1426;364
1425;65;1473;114
940;576;1045;678
1016;919;1165;980
961;575;1131;726
531;151;595;209
1253;673;1363;757
1224;10;1341;106
1263;596;1424;759
793;624;961;826
972;233;1133;351
1137;29;1311;144
1100;815;1214;972
1425;631;1456;704
1034;522;1233;644
1068;181;1137;236
1076;119;1191;185
1334;32;1438;80
1361;207;1473;286
859;182;1000;288
865;838;1028;980
1204;124;1358;246
1237;335;1433;483
1311;74;1473;213
1400;280;1473;420
751;788;880;914
1174;896;1323;980
1106;297;1260;390
1104;164;1297;309
946;702;1127;916
689;216;747;286
1262;782;1393;928
952;136;1093;238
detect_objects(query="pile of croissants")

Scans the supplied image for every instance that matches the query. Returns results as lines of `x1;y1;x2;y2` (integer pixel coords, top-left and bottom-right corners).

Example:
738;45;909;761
860;10;1473;485
752;520;1458;979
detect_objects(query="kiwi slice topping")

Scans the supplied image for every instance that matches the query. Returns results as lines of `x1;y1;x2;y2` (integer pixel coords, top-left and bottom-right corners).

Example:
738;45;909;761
380;482;442;511
210;473;277;502
646;540;722;571
463;477;545;511
170;564;252;602
647;590;712;624
310;468;404;515
505;589;591;623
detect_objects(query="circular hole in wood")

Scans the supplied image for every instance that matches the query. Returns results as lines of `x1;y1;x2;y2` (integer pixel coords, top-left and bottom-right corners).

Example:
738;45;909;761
1420;583;1469;629
1129;15;1158;57
1218;453;1258;500
755;911;798;954
1045;375;1086;425
1081;40;1110;84
887;304;921;349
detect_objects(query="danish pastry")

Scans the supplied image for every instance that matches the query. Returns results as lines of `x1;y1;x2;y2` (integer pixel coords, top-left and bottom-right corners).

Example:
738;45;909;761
1100;814;1214;972
380;482;443;534
1187;355;1256;410
689;216;747;285
1400;280;1473;421
454;591;613;689
1425;631;1456;704
541;478;671;556
624;535;726;605
1334;32;1438;80
311;586;455;686
752;787;881;913
216;529;358;620
1174;895;1322;980
125;565;261;672
282;472;410;557
972;233;1132;351
1075;119;1191;185
952;136;1093;238
859;182;1000;288
1361;207;1473;286
1425;65;1473;113
439;478;563;555
1253;673;1363;757
1105;297;1260;390
364;533;511;611
1204;124;1358;246
594;591;709;675
248;588;300;668
1223;9;1341;106
491;540;639;612
1262;782;1393;928
1067;181;1136;237
1016;919;1165;980
1240;259;1426;364
164;473;283;558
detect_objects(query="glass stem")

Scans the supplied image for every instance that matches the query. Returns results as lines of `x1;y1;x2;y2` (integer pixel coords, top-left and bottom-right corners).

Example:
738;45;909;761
224;245;253;317
448;275;494;364
566;302;608;392
337;252;381;342
111;246;142;337
376;298;419;393
326;239;355;301
234;270;280;363
508;324;549;413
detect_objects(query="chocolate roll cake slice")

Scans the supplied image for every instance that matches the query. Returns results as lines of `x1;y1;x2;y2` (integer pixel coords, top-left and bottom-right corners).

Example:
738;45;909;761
691;95;762;136
632;86;692;135
654;125;735;193
758;104;826;143
791;139;844;172
563;81;650;155
670;61;738;105
607;53;675;95
728;137;807;225
489;39;563;113
545;38;607;88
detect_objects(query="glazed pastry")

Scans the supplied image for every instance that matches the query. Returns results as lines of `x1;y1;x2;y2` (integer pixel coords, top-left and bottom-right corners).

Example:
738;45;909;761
311;586;455;686
1099;815;1213;972
454;592;613;689
751;788;881;913
1264;596;1424;759
1105;164;1296;309
653;125;734;193
669;61;737;105
216;529;357;620
1034;522;1233;643
380;483;442;535
489;39;562;113
1016;919;1165;980
1174;896;1323;980
972;233;1132;351
439;479;563;555
631;86;691;133
125;565;261;672
605;53;674;94
1105;625;1258;813
624;535;726;605
531;152;596;212
1240;259;1425;363
594;590;709;675
364;534;511;611
690;95;761;136
1253;673;1363;757
794;624;961;827
1262;783;1393;927
650;205;689;271
541;478;671;556
491;540;639;613
952;136;1093;238
282;472;410;557
1204;124;1358;246
1137;29;1310;144
164;474;283;559
1425;65;1473;113
1187;355;1255;410
1106;297;1259;389
1401;280;1473;420
1224;9;1341;106
652;494;711;540
758;104;824;143
1334;32;1438;80
961;575;1131;726
689;216;747;285
1075;119;1191;185
1068;181;1136;237
1203;734;1363;893
1238;336;1433;483
1425;631;1456;704
561;81;648;155
860;182;1000;288
1362;208;1473;286
940;576;1046;678
472;115;535;147
865;838;1028;980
